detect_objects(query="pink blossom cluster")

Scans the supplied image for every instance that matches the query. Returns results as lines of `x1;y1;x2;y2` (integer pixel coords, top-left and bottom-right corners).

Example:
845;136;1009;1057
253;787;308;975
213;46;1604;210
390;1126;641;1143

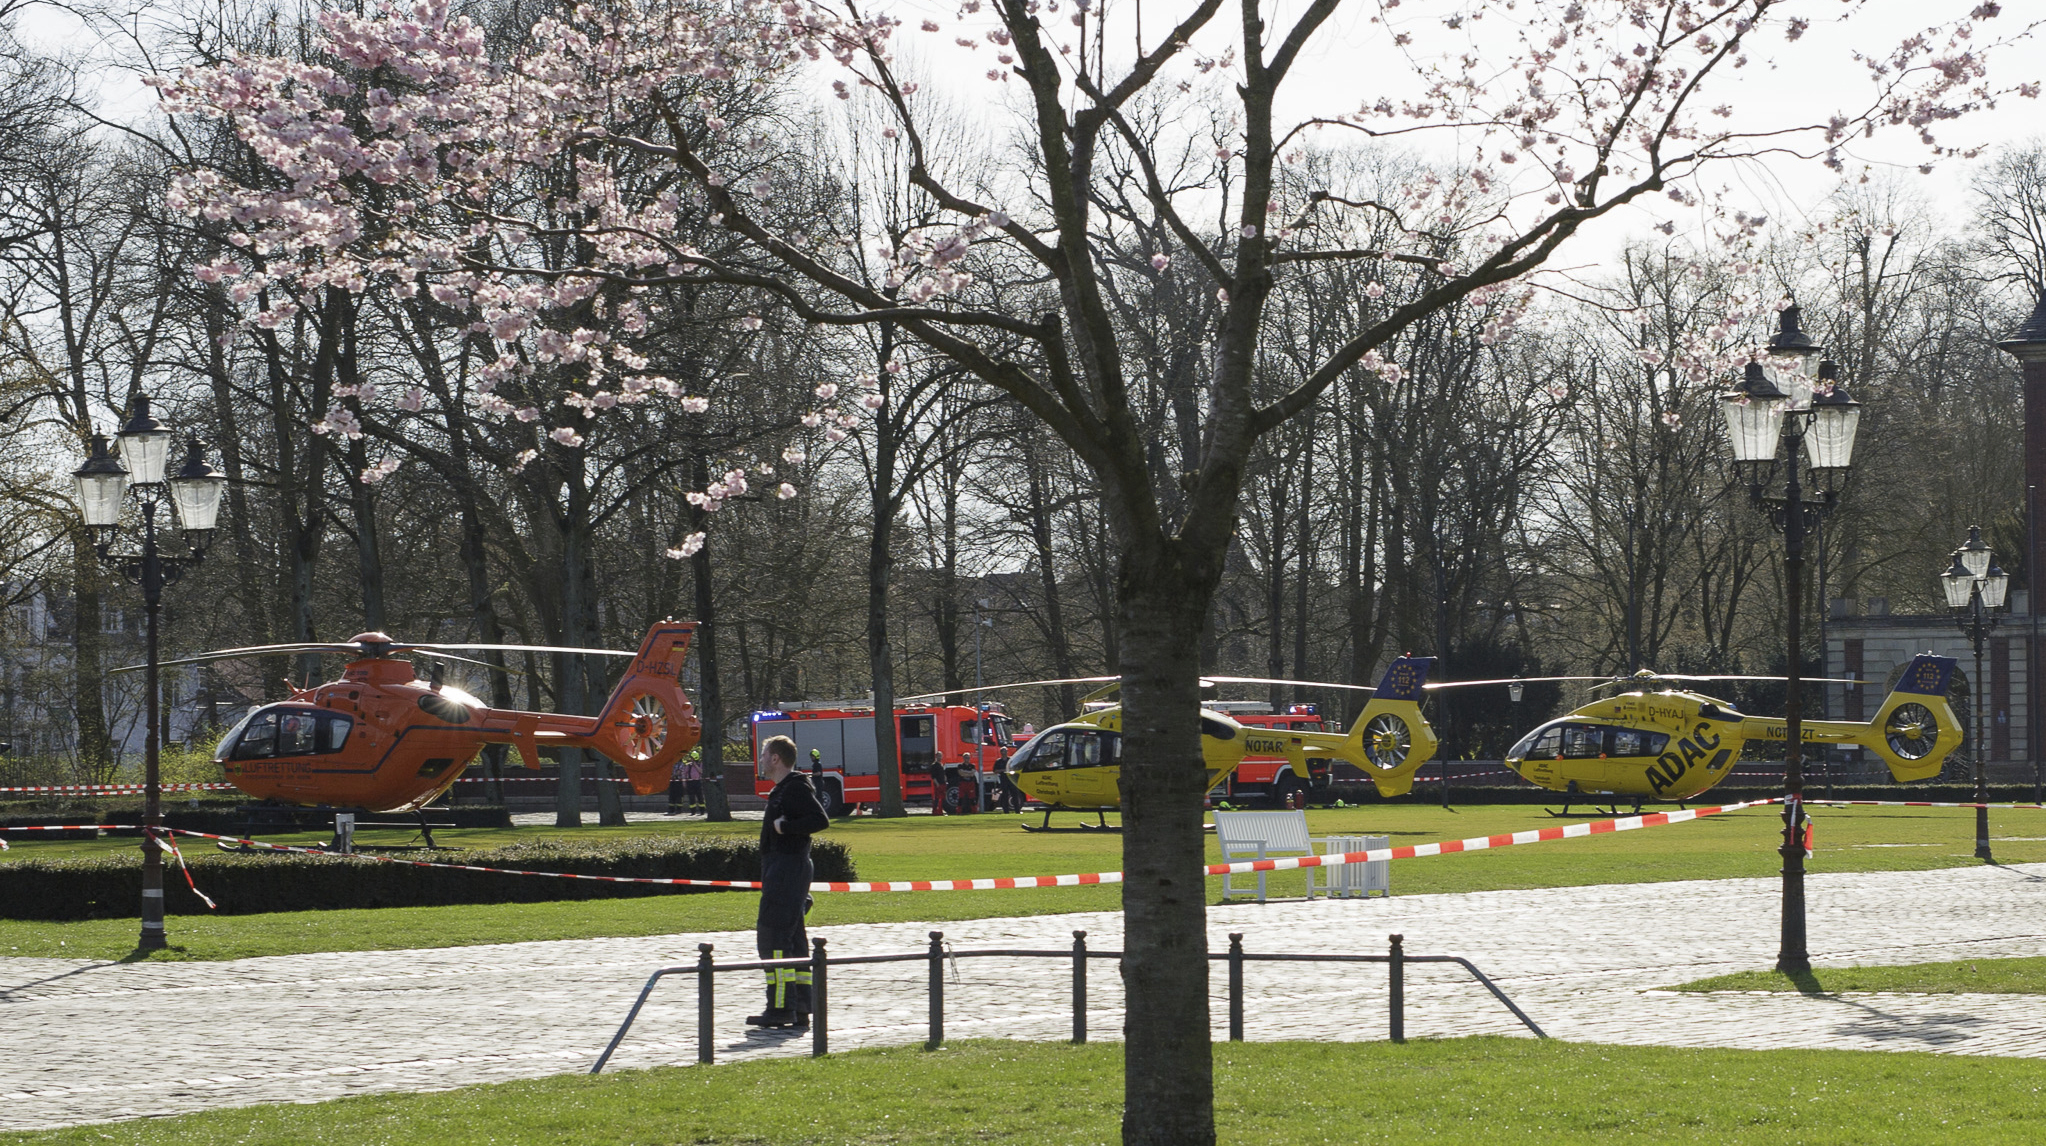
155;0;891;503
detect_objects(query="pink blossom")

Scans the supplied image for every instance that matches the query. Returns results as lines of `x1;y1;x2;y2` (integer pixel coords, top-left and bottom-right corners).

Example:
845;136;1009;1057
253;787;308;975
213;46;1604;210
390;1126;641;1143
666;532;707;559
682;396;711;414
1151;254;1170;270
549;427;584;447
777;483;798;499
1364;282;1386;299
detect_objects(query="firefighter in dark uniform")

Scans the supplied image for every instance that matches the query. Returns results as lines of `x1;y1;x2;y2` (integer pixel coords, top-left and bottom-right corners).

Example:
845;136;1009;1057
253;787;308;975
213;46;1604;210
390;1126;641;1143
748;734;830;1029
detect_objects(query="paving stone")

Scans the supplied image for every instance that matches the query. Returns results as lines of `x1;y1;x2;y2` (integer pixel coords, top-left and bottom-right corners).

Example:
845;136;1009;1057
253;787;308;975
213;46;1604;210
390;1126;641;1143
2;862;2042;1130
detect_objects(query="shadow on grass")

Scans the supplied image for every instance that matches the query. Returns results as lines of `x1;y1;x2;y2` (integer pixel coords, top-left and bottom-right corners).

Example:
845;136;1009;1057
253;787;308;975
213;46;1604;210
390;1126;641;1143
1784;968;1826;995
118;944;188;963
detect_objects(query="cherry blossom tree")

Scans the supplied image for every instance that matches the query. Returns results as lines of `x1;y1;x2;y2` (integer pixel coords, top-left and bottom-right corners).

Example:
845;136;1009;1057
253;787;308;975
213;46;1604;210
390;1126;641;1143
154;1;2028;1140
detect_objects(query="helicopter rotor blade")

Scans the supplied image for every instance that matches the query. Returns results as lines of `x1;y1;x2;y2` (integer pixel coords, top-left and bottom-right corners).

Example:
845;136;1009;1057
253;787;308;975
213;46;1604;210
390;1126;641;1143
1639;674;1869;684
111;643;365;675
413;650;527;677
896;676;1120;705
401;643;637;658
1199;675;1379;693
1423;676;1606;690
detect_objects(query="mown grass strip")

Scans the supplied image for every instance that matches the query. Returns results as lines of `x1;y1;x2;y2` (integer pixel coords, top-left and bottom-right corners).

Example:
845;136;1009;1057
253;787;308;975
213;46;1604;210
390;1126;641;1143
1673;956;2046;995
5;1038;2044;1145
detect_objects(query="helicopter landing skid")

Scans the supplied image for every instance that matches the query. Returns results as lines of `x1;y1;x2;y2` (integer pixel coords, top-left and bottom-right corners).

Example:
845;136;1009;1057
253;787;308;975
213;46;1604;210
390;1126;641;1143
1019;807;1121;833
1545;797;1643;819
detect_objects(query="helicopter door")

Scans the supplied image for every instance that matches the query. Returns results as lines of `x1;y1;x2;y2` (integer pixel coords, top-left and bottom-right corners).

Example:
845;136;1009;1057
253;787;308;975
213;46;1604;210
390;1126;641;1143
1064;730;1121;804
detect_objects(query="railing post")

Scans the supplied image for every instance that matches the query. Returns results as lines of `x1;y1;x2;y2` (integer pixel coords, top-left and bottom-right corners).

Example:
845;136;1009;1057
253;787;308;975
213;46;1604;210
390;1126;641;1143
1227;932;1245;1042
1071;929;1088;1044
696;943;716;1064
811;937;829;1057
1389;933;1405;1044
927;931;945;1050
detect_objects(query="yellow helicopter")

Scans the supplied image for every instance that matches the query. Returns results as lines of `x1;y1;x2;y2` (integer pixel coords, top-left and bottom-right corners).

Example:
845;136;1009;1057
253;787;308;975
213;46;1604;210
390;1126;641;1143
904;657;1439;830
1487;653;1961;806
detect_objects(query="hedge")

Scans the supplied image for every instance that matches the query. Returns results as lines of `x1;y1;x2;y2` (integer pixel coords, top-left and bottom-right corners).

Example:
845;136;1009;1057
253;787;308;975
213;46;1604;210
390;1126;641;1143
0;834;855;920
0;803;513;835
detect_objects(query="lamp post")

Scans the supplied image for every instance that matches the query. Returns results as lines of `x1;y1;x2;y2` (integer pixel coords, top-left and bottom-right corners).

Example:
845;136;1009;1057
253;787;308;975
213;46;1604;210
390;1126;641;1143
1717;305;1861;976
1940;526;2008;863
71;395;226;951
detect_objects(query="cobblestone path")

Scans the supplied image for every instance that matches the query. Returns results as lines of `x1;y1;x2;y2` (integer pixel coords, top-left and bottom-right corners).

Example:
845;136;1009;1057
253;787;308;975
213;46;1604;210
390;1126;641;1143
4;862;2043;1130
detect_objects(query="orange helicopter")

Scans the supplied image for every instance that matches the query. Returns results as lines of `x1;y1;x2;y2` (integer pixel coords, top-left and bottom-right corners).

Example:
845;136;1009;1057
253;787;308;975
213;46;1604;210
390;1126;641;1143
135;622;701;812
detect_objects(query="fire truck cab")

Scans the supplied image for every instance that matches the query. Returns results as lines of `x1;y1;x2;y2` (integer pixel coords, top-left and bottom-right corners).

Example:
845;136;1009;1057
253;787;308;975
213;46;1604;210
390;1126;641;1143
750;701;1016;814
1211;701;1334;805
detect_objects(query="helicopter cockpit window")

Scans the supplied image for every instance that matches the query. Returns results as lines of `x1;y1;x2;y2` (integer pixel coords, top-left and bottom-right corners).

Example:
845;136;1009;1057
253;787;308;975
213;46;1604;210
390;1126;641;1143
1509;724;1563;759
221;706;353;760
229;711;277;760
1015;731;1067;772
1610;728;1669;757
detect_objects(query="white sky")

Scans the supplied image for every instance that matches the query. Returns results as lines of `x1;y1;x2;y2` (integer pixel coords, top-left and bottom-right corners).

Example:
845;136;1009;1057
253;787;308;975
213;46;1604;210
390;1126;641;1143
11;0;2044;255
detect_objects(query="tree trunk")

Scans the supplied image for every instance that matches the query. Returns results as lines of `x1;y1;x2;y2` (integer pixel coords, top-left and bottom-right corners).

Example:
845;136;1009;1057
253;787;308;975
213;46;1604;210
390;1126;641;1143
457;490;512;805
868;328;908;818
1025;447;1079;717
1116;546;1218;1146
337;302;386;632
344;435;387;632
690;453;734;822
869;484;907;817
69;533;117;782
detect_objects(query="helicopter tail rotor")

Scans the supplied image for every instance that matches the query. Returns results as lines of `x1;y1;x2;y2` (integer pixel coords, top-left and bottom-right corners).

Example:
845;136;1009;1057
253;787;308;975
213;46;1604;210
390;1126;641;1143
1857;654;1963;783
1341;656;1440;797
583;622;704;792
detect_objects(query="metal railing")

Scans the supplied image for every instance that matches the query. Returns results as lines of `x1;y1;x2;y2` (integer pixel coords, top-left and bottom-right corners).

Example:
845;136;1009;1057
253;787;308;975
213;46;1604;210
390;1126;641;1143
591;930;1543;1072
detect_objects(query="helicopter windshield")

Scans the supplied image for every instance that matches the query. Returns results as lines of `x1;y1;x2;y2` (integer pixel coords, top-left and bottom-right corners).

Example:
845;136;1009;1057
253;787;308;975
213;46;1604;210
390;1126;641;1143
214;705;353;761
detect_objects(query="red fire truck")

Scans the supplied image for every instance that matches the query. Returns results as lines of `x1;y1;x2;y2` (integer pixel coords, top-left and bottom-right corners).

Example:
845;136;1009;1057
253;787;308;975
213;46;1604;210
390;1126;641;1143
1211;701;1335;805
749;701;1016;814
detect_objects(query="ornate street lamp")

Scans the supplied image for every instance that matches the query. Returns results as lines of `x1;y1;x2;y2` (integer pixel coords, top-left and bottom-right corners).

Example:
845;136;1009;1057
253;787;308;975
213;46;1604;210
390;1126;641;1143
1717;305;1861;976
1940;526;2008;863
70;396;226;951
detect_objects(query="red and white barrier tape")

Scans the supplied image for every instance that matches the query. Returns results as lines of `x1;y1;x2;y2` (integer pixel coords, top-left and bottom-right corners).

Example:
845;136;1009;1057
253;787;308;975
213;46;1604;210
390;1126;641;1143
811;797;1783;892
1808;799;2046;810
2;798;1781;899
144;829;217;910
0;783;238;794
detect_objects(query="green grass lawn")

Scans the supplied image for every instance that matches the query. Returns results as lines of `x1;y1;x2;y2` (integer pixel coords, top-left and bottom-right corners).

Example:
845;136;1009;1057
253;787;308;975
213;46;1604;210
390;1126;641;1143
1673;956;2046;995
3;1038;2042;1145
5;802;2042;963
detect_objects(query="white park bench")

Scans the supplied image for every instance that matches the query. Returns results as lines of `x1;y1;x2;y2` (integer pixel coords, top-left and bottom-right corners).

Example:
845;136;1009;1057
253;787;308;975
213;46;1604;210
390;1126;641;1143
1214;810;1390;903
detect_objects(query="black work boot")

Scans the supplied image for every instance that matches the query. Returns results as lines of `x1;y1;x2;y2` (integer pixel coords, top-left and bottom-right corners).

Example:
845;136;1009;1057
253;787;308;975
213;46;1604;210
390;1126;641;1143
745;1008;797;1028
